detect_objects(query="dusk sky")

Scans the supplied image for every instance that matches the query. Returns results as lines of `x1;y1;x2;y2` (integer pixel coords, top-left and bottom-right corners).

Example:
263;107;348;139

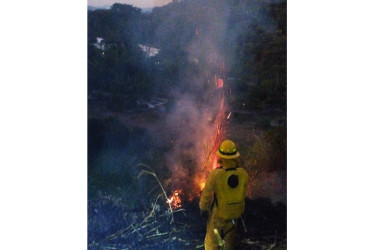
87;0;173;8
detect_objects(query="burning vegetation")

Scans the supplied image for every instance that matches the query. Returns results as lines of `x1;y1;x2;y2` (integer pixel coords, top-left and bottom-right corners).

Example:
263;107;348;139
166;189;182;209
88;0;287;249
165;74;228;202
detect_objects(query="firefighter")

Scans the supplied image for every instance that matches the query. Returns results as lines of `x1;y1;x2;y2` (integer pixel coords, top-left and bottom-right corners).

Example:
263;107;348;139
199;140;249;250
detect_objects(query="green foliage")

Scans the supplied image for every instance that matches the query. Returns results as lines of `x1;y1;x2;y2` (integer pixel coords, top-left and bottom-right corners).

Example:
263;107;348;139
88;4;156;101
88;4;142;43
88;117;159;198
88;0;287;110
248;126;287;172
229;0;287;110
88;43;152;97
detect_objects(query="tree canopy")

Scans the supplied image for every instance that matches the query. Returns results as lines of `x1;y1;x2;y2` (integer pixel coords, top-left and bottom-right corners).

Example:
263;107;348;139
88;0;286;110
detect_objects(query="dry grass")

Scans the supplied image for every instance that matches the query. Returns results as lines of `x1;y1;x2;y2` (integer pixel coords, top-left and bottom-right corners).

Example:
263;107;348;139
136;163;175;224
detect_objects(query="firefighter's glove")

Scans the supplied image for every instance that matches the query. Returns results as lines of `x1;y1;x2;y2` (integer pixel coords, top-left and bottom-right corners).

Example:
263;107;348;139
200;209;208;218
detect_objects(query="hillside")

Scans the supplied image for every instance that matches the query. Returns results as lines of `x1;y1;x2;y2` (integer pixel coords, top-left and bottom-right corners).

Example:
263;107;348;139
88;0;287;249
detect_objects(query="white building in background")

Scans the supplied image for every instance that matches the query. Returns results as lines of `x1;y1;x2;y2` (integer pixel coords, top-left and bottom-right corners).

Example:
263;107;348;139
94;37;105;50
138;44;160;57
93;38;160;58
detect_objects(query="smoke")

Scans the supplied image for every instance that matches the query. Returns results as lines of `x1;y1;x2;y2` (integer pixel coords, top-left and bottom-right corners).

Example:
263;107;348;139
149;1;217;198
153;0;173;7
146;0;284;200
248;170;287;204
164;92;221;199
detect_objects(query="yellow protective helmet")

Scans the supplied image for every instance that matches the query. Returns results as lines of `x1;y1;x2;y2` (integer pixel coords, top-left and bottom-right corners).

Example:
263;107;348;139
216;139;240;159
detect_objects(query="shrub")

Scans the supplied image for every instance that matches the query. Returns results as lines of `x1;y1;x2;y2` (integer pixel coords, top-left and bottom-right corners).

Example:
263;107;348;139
248;126;286;172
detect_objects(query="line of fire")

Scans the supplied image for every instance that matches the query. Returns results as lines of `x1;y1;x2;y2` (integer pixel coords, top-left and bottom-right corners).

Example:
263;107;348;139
88;0;287;249
167;73;227;209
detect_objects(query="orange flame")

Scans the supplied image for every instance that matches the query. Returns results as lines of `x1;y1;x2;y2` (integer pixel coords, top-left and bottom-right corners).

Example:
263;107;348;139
212;155;218;170
195;76;227;193
169;74;227;203
199;181;206;190
216;78;224;88
166;189;182;209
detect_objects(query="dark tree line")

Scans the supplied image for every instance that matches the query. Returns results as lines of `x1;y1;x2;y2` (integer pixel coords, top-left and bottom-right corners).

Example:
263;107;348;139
88;0;286;111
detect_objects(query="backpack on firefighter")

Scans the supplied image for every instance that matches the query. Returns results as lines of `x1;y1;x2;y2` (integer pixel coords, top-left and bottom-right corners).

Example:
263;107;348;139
212;140;248;220
211;166;247;220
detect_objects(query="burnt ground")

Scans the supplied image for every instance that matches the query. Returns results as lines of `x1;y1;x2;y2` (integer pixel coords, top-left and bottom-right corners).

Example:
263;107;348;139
88;99;286;249
88;195;286;249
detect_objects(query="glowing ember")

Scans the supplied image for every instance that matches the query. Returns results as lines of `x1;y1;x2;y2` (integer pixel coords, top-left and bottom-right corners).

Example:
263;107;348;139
194;75;227;195
167;189;182;209
199;181;206;190
212;155;218;170
169;73;228;201
216;78;224;88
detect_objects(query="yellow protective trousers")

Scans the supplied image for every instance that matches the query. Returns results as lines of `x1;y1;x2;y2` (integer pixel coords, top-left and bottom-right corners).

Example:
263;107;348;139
204;206;237;250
